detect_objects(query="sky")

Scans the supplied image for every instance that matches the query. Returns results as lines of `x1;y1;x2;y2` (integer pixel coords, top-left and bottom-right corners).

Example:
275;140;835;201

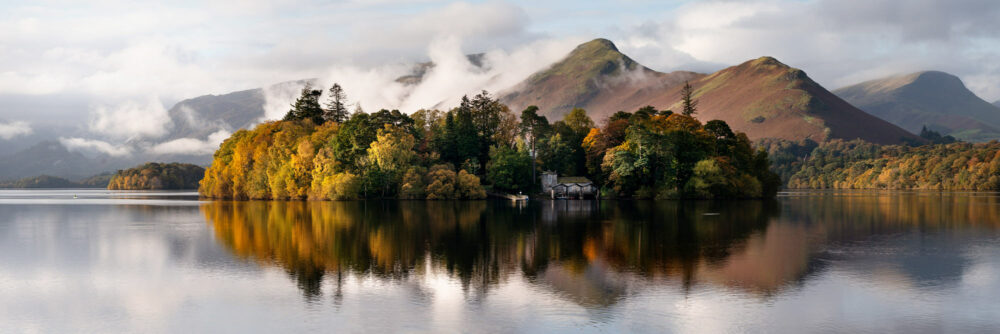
1;0;999;155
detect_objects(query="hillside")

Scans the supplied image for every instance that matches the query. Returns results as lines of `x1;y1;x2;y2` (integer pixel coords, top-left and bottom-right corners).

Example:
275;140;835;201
657;57;920;144
502;39;918;144
784;140;1000;190
0;141;112;180
0;175;79;188
994;100;1000;108
501;38;701;121
834;71;1000;142
0;173;110;188
165;88;265;141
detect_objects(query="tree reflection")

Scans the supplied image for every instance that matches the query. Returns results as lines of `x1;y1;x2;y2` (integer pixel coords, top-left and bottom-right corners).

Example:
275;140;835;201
201;193;1000;305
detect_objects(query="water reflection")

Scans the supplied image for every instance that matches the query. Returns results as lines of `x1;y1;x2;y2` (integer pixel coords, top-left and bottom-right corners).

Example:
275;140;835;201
202;193;1000;307
4;190;1000;332
204;200;822;302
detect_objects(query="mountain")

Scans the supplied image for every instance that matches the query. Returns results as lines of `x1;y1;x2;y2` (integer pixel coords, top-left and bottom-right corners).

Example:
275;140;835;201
500;39;701;121
163;80;317;142
502;39;919;144
165;88;265;141
0;141;113;180
164;54;492;141
834;71;1000;142
0;174;110;189
660;57;920;144
994;100;1000;108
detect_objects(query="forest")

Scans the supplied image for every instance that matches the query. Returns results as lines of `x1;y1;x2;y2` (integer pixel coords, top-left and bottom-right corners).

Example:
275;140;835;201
0;173;111;189
765;139;1000;190
108;162;206;190
199;82;781;200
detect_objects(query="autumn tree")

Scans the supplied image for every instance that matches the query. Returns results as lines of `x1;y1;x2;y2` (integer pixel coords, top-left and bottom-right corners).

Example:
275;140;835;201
367;124;417;196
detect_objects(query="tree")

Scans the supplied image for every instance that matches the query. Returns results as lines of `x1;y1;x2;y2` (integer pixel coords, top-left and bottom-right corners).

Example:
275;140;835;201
284;84;325;124
520;106;551;184
681;81;698;117
544;108;593;176
452;98;480;168
456;170;487;199
367;124;417;196
538;133;575;175
467;91;511;171
323;83;349;123
562;108;595;134
399;167;426;199
426;164;457;200
486;145;532;193
332;111;377;169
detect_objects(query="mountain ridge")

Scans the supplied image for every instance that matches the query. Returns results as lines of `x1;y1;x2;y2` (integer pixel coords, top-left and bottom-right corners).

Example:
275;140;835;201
834;71;1000;142
502;40;919;144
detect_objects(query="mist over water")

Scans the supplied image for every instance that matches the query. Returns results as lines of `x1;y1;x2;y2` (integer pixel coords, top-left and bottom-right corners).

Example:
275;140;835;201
1;190;999;332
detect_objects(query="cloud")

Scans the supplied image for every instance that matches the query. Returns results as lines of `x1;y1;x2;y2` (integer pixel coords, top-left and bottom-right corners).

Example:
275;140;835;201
258;36;582;121
261;80;315;122
59;137;131;156
149;130;231;155
612;0;1000;100
0;120;33;140
89;97;172;139
3;0;1000;138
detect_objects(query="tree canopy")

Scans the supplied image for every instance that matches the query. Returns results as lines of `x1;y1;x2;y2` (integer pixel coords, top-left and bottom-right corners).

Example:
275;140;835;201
108;162;205;190
202;85;780;200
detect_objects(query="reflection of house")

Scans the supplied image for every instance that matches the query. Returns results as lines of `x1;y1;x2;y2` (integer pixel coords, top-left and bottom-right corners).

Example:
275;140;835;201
540;171;598;199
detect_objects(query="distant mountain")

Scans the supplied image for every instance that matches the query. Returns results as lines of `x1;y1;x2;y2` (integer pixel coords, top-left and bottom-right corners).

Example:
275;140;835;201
834;71;1000;142
164;55;489;141
0;141;112;180
502;39;918;144
994;99;1000;108
165;88;265;141
0;174;108;189
163;80;317;142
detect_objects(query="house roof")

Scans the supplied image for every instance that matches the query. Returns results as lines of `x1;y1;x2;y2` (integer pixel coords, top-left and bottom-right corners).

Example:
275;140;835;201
557;176;591;184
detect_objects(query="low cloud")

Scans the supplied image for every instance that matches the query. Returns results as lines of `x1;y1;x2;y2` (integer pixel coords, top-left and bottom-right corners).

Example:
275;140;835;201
89;97;172;139
59;137;131;156
261;80;315;122
261;36;582;121
0;120;32;140
149;130;231;155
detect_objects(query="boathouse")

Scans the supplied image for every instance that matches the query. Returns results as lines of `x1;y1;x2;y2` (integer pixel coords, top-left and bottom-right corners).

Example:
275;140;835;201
540;171;598;199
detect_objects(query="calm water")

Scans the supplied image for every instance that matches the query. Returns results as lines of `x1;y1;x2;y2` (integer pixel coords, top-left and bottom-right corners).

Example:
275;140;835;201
1;190;999;333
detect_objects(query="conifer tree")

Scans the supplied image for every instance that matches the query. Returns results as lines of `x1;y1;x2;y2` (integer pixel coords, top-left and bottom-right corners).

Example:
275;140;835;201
323;83;349;123
284;84;325;124
681;81;698;117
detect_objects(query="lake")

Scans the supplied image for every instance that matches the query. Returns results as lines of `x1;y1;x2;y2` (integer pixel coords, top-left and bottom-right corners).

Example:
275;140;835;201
1;189;999;333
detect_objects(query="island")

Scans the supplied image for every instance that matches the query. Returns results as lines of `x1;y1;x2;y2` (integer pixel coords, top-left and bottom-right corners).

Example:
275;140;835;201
199;86;781;200
107;162;205;190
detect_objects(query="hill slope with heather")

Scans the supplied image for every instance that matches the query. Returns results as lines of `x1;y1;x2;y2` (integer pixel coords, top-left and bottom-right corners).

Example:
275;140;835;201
500;38;701;122
834;71;1000;142
502;39;919;144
